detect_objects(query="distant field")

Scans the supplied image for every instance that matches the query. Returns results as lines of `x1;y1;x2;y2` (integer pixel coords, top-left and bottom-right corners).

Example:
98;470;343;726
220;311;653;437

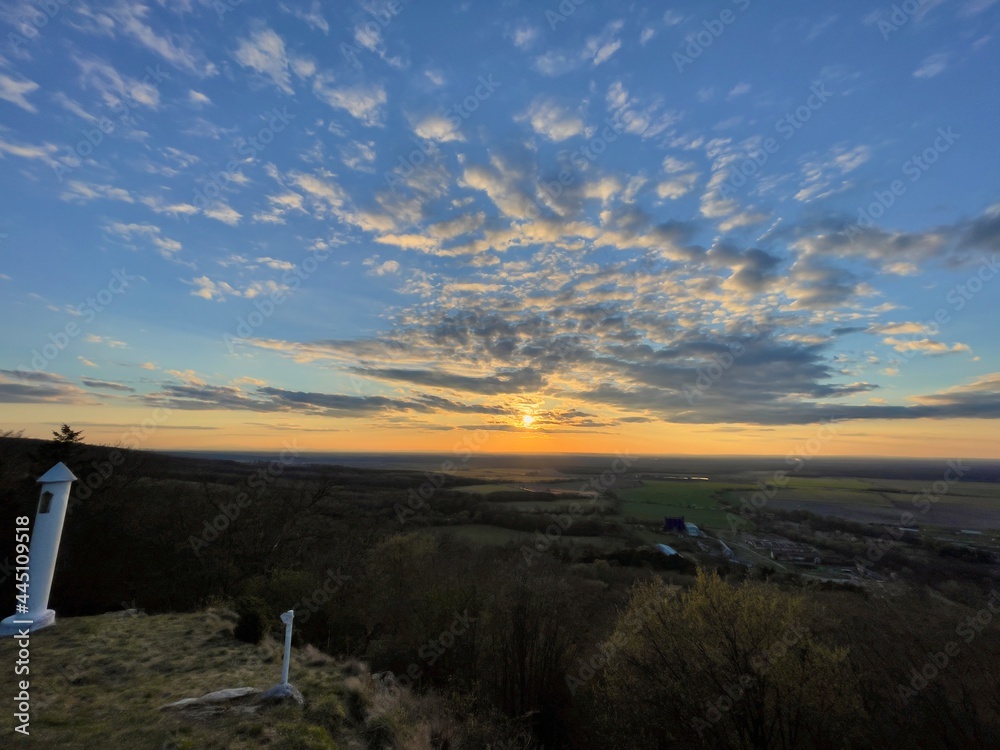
427;524;626;550
459;484;516;494
446;467;569;482
769;489;896;507
619;480;753;528
869;480;1000;501
486;499;612;513
459;475;1000;532
720;478;1000;530
781;477;873;490
518;480;593;493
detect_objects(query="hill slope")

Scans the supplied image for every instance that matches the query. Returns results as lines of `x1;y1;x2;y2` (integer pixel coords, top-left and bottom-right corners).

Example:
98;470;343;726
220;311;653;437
0;608;455;749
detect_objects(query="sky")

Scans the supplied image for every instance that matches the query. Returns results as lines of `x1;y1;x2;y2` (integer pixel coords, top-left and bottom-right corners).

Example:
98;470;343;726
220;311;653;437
1;0;999;458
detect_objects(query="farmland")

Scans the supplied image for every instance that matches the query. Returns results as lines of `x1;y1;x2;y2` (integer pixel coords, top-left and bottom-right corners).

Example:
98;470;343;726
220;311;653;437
717;478;1000;530
618;480;754;528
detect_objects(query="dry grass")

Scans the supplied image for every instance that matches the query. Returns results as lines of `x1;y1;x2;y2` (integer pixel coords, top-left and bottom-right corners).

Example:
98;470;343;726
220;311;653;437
0;608;457;749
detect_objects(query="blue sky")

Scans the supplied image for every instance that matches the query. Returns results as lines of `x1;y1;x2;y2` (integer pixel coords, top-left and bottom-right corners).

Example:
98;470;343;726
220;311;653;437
1;0;999;456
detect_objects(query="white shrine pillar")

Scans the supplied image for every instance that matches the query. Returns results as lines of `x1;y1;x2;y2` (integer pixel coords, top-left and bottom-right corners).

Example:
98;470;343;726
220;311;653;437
280;610;294;685
1;462;77;636
260;609;302;702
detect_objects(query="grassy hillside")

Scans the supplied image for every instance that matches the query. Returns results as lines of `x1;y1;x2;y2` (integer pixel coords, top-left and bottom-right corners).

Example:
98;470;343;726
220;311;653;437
0;609;458;749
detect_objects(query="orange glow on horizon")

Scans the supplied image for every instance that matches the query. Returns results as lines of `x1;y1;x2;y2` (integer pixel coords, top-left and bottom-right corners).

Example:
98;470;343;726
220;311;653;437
3;403;1000;459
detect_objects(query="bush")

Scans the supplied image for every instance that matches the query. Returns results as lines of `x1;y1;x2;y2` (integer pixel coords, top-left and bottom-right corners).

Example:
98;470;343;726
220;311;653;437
343;679;370;725
305;696;347;736
364;713;398;749
233;595;271;644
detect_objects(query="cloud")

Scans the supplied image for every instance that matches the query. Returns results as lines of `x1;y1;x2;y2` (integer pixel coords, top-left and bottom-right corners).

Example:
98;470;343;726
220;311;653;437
256;257;295;271
353;366;545;395
410;114;464;142
872;322;929;336
187;276;290;302
882;337;971;356
519;98;584;142
366;258;400;276
288;171;348;215
0;135;57;162
914;52;950;79
786;255;868;308
83;1;216;76
786;205;1000;272
188;89;211;107
794;143;871;202
61;181;134;204
605;81;681;139
281;0;329;34
140;195;199;218
85;335;127;348
534;20;624;74
166;369;206;386
0;72;39;112
727;82;751;98
81;378;135;392
663;10;684;26
105;221;182;259
252;190;307;224
512;25;538;49
74;56;162;110
204;202;242;225
662;156;696;173
138;380;504;419
0;371;94;404
313;79;387;126
657;174;698;200
709;244;783;294
234;28;293;94
0;369;66;383
583;20;624;66
339;139;377;171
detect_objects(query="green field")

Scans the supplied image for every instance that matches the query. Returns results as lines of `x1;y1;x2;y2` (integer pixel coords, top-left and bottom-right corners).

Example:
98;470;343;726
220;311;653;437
723;480;1000;509
619;480;752;528
769;489;896;506
459;483;517;494
486;499;612;513
427;524;626;550
781;477;873;490
870;480;1000;501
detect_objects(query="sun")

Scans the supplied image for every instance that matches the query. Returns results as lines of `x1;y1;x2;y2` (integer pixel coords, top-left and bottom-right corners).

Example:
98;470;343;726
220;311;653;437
521;414;535;428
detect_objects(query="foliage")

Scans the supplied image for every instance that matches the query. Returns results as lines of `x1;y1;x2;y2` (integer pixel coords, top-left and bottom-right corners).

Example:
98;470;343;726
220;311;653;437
594;570;860;749
52;423;85;443
233;595;272;644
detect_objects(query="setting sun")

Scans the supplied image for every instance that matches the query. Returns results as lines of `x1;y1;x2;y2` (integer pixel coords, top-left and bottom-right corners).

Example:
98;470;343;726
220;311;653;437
522;414;535;428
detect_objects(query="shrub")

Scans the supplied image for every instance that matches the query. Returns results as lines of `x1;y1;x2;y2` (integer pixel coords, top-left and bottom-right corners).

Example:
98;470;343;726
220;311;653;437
233;595;271;644
305;695;347;736
364;713;398;749
343;679;371;725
